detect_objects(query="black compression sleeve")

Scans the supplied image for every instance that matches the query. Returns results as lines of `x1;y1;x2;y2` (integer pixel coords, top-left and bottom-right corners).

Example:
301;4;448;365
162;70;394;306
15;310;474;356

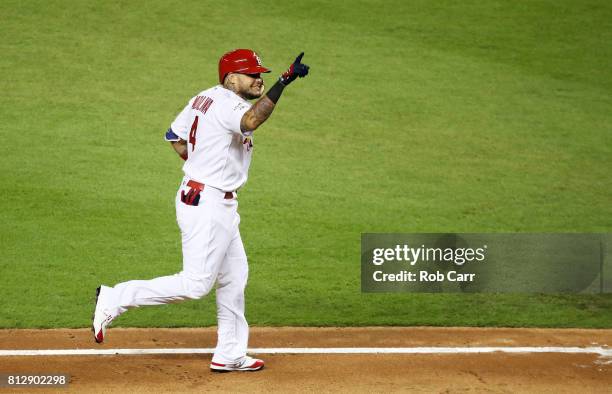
265;80;286;104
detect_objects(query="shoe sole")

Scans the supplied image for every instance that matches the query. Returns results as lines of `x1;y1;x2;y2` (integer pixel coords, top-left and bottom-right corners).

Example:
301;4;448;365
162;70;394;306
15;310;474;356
92;286;103;344
210;365;264;373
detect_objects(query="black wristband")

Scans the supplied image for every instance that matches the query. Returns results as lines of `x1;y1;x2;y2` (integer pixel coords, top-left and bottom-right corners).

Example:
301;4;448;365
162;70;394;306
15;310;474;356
265;80;286;104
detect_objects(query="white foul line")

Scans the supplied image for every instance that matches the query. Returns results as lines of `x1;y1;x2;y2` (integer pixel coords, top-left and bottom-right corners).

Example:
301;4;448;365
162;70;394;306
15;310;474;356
0;347;610;357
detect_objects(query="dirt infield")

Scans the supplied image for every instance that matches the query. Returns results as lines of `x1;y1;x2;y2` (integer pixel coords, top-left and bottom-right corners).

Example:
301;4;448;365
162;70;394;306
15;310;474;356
1;327;611;393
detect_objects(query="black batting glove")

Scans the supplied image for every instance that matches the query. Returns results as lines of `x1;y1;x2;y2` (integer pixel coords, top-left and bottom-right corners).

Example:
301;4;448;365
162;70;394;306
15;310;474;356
279;52;310;86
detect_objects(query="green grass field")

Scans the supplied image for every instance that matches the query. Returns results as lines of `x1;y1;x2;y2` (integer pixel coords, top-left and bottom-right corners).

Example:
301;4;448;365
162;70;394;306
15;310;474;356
1;0;611;329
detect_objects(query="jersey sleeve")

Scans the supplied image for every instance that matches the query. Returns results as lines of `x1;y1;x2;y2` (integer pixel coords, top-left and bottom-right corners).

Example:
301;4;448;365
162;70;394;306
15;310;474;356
169;101;194;140
216;99;251;134
164;128;181;142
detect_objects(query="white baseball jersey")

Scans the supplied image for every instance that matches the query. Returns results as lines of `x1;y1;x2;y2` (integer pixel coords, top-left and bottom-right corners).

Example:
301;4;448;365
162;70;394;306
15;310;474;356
170;85;254;192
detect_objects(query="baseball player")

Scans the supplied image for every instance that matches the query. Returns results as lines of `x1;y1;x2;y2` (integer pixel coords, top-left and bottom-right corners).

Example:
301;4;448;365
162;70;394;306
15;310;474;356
92;49;309;372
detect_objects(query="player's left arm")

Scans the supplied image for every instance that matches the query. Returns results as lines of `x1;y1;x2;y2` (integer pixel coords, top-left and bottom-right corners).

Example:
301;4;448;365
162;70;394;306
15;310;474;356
241;52;309;132
165;128;188;161
170;139;187;161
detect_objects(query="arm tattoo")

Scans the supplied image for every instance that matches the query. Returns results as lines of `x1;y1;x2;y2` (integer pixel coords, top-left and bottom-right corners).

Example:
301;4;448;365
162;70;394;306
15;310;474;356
241;96;276;132
252;96;275;124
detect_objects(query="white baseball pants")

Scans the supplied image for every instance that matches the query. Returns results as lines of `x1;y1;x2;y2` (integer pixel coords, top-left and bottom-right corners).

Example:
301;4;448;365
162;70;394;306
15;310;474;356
100;178;249;364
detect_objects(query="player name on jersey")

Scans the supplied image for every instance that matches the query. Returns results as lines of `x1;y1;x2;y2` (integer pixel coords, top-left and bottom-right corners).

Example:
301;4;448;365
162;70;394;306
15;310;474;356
192;96;214;114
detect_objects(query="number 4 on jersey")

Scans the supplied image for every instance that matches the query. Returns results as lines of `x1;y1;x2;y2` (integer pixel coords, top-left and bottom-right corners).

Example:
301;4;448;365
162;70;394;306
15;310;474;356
189;116;199;151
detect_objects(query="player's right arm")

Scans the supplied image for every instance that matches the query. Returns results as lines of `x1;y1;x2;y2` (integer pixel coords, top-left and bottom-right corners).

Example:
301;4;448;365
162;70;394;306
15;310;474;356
240;53;309;132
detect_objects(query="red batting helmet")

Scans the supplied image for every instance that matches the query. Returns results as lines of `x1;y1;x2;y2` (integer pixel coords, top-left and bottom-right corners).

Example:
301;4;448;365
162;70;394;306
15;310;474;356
218;49;271;84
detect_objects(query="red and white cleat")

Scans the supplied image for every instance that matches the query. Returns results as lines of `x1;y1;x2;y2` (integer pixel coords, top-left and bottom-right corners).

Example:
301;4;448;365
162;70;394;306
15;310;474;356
91;286;113;344
210;356;265;372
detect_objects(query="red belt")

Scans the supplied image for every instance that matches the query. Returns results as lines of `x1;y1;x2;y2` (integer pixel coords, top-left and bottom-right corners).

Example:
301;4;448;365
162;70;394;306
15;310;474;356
187;180;234;200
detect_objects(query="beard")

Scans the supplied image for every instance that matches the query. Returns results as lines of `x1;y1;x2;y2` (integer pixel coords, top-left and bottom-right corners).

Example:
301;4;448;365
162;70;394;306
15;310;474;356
243;91;262;100
241;84;264;100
